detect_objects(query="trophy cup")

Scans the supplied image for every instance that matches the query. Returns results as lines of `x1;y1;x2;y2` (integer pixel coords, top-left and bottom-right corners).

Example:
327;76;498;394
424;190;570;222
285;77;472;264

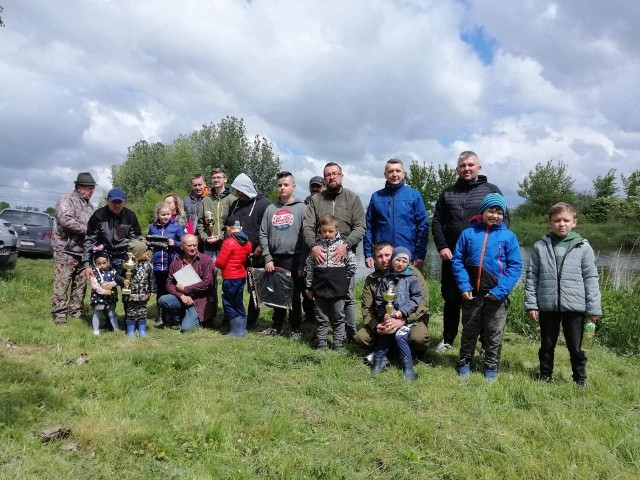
382;283;396;316
121;253;136;297
204;211;218;242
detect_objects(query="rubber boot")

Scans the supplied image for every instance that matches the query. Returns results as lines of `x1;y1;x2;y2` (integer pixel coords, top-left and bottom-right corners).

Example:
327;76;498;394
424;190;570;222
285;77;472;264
483;362;498;382
126;322;136;338
155;309;165;328
401;356;417;381
138;322;148;338
371;353;385;376
225;317;247;337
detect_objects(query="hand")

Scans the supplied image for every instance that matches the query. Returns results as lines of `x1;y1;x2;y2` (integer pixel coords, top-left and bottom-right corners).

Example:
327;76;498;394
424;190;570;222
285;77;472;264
149;293;156;299
264;261;275;272
103;286;112;295
124;279;131;288
527;309;539;321
587;315;600;323
439;248;453;261
331;243;347;262
461;291;473;301
176;283;186;293
253;246;262;257
486;294;498;301
167;239;174;246
305;290;314;299
365;257;374;269
311;246;326;264
180;294;194;306
206;237;216;244
84;267;93;280
413;258;424;268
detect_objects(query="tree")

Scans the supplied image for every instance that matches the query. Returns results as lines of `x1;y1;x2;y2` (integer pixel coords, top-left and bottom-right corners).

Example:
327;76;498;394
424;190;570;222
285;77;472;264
621;170;640;199
0;201;9;211
592;169;617;198
111;141;171;201
45;207;56;217
405;161;457;213
0;5;5;28
517;160;575;217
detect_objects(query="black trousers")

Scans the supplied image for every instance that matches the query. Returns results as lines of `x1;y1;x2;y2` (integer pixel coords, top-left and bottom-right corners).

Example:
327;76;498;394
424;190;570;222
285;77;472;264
538;311;587;382
270;255;303;332
441;260;462;344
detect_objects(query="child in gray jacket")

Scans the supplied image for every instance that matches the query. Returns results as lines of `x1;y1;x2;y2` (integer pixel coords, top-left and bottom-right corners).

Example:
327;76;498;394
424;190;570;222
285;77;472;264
525;202;601;386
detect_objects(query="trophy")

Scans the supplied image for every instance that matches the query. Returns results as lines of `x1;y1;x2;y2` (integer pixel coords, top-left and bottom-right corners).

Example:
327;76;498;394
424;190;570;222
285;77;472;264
121;253;136;296
382;283;396;316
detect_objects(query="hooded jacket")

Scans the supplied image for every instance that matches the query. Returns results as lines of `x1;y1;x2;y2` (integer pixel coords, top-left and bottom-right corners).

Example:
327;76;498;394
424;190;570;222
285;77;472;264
363;180;429;261
228;174;271;251
451;219;522;301
196;187;236;250
215;231;252;280
375;267;423;321
525;233;601;315
259;197;306;263
83;206;142;267
432;175;503;252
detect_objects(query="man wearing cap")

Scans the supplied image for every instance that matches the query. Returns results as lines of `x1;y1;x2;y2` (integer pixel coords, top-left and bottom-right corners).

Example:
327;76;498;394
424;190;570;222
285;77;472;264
51;172;97;324
304;176;325;205
432;151;504;352
83;188;143;278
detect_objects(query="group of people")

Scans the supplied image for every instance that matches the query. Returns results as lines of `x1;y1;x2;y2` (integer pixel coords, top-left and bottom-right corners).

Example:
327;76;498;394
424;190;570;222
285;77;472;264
50;151;601;385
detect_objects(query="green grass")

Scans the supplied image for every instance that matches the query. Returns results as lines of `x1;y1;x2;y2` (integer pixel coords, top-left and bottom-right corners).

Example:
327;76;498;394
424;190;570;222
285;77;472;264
1;258;639;479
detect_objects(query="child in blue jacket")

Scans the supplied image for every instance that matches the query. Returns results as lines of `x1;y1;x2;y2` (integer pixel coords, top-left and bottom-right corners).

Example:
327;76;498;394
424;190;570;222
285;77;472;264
452;193;522;380
148;201;183;328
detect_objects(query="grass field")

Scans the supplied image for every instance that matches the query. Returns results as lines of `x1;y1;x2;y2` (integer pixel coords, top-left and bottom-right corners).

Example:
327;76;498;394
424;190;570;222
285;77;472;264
1;258;639;479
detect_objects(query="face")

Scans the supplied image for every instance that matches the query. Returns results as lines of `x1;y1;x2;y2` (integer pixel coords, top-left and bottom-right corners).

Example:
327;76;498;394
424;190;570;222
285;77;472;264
158;208;172;225
233;190;250;202
549;211;577;238
309;183;323;195
481;207;504;227
277;176;295;200
392;257;409;272
94;256;109;271
374;246;393;271
164;196;177;214
456;155;481;182
384;163;405;185
77;184;95;201
211;173;226;189
191;178;206;197
323;165;343;190
107;200;124;215
320;224;338;239
181;235;199;258
135;251;149;262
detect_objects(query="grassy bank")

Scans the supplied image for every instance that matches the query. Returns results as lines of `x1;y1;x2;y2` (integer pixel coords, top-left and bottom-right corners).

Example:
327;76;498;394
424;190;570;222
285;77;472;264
1;258;639;479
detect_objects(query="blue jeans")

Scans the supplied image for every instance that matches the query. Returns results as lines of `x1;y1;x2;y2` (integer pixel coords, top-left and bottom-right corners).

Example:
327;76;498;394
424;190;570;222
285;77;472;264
157;294;200;332
222;279;246;320
92;307;120;331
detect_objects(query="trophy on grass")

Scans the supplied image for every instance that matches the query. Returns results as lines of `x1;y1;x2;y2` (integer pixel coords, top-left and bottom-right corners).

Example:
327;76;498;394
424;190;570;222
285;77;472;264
121;253;136;297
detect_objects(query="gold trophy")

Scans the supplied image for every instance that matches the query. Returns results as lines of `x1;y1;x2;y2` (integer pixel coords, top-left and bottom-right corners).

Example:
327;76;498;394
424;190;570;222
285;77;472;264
204;210;219;242
121;253;136;296
382;283;396;316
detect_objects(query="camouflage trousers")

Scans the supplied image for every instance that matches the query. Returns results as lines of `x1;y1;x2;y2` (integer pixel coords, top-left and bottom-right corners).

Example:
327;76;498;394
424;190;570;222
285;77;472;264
124;300;149;324
51;254;87;323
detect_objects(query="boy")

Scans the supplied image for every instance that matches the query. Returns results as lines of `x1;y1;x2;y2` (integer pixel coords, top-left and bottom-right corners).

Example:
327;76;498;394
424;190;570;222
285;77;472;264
372;246;423;380
123;239;157;338
305;214;357;350
258;172;306;340
215;216;253;337
525;202;601;386
452;193;522;380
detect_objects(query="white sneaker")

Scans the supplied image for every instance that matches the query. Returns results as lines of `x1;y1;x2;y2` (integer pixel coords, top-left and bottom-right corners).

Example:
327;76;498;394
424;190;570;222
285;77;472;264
290;331;302;341
435;341;452;353
93;330;100;336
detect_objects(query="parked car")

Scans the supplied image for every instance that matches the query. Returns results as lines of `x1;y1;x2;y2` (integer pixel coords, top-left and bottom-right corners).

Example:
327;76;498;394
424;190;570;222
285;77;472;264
0;209;53;257
0;219;20;269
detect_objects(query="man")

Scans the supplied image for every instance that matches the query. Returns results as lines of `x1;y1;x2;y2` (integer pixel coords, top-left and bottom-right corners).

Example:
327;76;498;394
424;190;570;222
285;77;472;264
363;158;428;269
196;168;236;323
355;241;430;361
183;174;207;233
303;162;366;339
228;173;271;326
304;176;325;205
83;188;142;276
432;151;503;352
157;234;216;332
258;172;306;340
51;172;97;324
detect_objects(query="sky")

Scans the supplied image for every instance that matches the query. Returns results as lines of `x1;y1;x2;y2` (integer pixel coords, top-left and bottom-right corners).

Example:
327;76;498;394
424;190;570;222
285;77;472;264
1;0;639;211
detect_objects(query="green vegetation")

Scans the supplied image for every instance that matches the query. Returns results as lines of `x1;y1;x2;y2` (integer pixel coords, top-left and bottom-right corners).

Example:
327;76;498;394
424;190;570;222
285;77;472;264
1;258;639;479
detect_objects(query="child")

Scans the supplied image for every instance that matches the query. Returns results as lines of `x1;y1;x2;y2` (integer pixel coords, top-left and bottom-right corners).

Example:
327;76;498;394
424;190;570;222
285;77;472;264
452;193;522;380
304;214;357;350
525;202;601;386
122;239;157;338
215;216;252;337
372;246;423;380
148;201;184;328
89;246;125;335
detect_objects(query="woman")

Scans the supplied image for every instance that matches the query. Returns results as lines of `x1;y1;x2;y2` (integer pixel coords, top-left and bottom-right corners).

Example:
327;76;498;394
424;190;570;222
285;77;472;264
164;193;189;232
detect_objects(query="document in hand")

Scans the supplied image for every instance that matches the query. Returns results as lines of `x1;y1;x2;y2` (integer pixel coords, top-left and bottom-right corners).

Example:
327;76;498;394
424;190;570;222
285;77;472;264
173;264;202;286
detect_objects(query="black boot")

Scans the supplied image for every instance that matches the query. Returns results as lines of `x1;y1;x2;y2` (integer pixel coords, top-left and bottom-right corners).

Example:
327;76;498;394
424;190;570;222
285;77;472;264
401;356;417;381
371;353;385;376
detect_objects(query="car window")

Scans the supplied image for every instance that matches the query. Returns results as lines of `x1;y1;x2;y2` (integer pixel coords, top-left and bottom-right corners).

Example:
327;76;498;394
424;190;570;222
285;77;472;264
0;211;52;227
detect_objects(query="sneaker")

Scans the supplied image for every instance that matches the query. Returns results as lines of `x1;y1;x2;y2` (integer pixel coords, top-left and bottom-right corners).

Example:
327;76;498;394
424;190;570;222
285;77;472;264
364;352;375;364
257;327;280;337
458;359;471;378
93;330;100;336
290;331;302;341
435;341;452;353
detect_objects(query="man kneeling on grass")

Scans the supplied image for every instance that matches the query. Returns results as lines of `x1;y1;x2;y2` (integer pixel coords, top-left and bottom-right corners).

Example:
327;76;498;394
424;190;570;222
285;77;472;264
355;241;430;367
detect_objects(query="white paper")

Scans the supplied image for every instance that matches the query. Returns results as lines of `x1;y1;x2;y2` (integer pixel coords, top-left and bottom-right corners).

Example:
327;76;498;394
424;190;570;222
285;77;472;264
173;264;202;286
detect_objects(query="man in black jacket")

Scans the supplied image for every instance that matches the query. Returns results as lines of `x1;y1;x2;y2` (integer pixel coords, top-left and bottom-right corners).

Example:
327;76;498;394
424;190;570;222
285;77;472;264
431;151;503;352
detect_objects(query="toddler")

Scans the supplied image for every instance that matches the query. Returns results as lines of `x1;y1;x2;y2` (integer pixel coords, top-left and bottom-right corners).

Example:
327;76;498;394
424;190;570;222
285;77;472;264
89;246;125;335
122;239;157;338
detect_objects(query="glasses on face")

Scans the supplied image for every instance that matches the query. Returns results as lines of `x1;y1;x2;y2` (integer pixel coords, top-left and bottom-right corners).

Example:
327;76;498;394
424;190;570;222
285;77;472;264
324;171;342;178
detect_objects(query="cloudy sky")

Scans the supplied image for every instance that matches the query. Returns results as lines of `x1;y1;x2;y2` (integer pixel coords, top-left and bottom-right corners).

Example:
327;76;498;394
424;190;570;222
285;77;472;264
1;0;639;210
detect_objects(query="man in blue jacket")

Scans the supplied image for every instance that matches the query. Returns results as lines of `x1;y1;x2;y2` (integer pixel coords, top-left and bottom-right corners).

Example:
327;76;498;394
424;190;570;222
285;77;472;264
364;158;428;269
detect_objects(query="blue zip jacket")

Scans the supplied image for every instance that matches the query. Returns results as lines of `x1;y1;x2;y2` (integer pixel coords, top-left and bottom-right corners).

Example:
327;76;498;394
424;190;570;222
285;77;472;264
363;181;429;261
148;219;184;271
452;219;522;301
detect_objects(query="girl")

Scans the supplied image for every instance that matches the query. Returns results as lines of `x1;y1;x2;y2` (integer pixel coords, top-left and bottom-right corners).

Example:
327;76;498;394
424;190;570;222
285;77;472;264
89;246;125;335
148;201;184;328
164;193;188;231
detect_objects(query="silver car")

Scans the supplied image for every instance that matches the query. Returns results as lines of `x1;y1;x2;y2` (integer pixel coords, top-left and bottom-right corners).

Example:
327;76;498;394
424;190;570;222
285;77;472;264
0;219;19;269
0;209;53;257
